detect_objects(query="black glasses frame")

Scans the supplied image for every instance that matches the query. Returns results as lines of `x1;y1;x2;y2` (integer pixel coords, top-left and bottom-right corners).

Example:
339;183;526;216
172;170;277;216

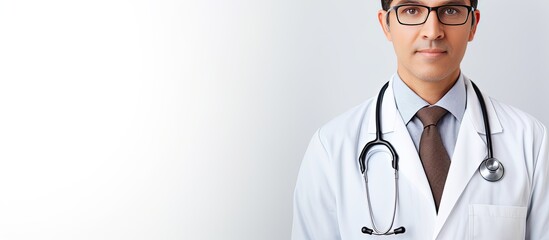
387;4;475;26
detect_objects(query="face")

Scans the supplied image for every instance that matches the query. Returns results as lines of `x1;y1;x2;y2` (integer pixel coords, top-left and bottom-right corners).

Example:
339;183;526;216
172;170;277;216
378;0;480;86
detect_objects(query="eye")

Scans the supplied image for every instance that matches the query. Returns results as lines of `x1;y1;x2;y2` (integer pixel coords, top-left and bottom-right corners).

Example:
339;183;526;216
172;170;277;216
440;6;460;15
399;6;423;15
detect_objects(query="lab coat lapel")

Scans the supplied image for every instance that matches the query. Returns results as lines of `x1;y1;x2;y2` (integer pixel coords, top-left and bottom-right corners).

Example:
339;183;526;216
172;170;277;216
365;79;435;211
432;78;503;239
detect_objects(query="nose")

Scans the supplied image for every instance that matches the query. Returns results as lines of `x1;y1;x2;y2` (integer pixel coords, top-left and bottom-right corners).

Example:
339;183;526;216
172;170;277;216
421;10;444;40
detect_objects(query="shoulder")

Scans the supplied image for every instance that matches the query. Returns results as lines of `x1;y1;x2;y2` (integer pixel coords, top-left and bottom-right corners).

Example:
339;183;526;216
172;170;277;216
488;97;547;158
315;98;376;147
489;97;546;134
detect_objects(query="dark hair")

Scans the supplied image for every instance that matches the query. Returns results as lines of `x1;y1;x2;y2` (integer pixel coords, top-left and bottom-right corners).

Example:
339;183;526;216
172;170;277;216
381;0;478;10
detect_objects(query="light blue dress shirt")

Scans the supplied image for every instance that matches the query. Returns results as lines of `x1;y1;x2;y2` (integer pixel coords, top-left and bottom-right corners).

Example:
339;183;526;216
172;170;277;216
392;73;467;158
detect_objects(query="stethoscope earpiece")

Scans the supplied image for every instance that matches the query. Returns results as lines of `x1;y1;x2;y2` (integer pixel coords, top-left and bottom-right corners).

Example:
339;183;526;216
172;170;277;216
362;226;406;235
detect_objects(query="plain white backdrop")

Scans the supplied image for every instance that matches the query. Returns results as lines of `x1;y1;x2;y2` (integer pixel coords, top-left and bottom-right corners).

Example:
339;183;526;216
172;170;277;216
0;0;547;239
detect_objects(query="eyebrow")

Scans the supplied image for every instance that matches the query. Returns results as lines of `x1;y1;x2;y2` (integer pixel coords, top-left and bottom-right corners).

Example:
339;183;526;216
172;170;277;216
393;0;422;5
393;0;468;5
440;0;468;5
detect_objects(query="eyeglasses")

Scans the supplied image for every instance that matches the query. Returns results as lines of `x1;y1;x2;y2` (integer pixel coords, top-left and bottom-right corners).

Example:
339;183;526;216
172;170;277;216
388;4;474;26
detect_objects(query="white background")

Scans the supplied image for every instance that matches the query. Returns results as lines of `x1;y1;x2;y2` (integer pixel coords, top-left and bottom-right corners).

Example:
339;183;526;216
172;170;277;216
0;0;547;239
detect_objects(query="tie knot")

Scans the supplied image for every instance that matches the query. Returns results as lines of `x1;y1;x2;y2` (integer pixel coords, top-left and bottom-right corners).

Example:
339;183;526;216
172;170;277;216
416;106;448;127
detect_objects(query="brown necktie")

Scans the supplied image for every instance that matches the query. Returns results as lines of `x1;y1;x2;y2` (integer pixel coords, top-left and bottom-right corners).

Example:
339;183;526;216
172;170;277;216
416;106;451;213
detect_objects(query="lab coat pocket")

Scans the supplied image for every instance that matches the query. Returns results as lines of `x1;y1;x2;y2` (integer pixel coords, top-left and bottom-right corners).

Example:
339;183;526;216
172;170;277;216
468;204;527;240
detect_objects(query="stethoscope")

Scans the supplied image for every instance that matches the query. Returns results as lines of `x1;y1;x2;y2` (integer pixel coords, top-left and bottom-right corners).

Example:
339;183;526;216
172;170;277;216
358;81;504;236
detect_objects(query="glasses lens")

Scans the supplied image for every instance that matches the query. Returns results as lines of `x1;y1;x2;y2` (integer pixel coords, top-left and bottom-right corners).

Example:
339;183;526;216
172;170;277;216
437;6;470;25
396;5;429;25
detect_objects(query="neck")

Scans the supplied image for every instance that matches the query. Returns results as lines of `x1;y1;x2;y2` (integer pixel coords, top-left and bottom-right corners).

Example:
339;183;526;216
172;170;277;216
397;70;461;105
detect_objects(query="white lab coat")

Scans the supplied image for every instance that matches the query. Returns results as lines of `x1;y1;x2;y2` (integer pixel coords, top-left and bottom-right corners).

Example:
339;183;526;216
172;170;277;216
292;77;549;240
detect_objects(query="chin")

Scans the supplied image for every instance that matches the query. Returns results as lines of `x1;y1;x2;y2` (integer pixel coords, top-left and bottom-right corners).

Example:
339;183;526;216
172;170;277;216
398;59;461;84
411;66;458;83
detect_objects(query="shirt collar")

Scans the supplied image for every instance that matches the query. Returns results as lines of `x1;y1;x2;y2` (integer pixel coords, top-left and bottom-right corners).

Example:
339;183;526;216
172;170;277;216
392;73;467;124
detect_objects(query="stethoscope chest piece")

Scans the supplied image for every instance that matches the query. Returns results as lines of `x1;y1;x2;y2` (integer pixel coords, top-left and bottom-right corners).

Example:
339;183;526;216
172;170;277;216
479;157;504;182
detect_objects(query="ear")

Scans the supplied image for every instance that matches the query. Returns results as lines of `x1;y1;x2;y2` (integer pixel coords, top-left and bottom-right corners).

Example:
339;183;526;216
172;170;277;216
378;10;392;41
468;10;480;41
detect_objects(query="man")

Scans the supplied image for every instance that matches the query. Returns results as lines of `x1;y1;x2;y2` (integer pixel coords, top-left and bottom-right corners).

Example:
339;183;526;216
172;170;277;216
292;0;549;239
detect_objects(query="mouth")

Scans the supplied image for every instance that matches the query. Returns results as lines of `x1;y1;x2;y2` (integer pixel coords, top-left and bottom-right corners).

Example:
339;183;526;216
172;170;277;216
416;49;447;58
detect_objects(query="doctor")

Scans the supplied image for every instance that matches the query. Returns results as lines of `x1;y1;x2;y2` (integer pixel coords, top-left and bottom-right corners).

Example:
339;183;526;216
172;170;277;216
292;0;549;239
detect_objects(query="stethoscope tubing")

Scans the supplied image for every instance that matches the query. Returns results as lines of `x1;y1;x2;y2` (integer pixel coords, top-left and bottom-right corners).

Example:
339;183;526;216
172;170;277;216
359;81;402;235
359;82;399;175
471;81;494;158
